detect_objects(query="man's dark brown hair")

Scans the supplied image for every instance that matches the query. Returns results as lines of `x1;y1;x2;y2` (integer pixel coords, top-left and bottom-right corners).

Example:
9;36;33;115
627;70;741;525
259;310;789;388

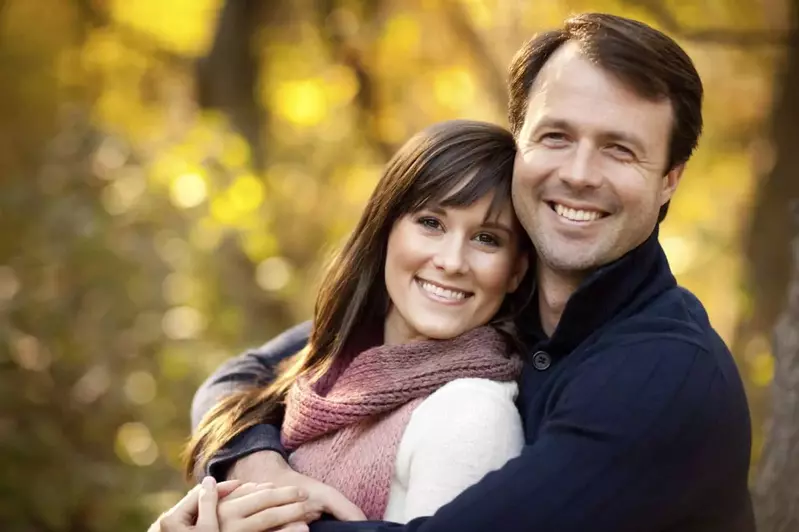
507;13;703;221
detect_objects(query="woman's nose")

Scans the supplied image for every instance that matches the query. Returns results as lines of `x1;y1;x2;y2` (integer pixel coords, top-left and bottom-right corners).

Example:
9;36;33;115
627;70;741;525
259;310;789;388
431;236;469;275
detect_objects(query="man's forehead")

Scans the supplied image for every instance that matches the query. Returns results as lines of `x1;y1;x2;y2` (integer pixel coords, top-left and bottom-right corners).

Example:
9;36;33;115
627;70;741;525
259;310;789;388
530;43;639;103
531;41;584;91
522;44;674;135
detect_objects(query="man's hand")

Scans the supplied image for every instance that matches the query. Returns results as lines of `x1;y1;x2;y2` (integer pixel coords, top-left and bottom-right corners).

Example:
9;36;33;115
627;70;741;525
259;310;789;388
226;451;366;522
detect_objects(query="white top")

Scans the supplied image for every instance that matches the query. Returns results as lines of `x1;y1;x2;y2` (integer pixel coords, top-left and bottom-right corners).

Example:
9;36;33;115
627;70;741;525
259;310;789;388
382;378;524;523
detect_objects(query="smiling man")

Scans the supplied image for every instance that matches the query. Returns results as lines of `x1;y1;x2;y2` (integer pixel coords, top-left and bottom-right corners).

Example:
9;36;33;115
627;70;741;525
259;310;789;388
188;13;754;532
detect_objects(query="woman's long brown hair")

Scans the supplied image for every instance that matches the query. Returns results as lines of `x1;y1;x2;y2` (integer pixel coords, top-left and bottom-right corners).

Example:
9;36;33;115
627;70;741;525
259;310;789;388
184;120;535;479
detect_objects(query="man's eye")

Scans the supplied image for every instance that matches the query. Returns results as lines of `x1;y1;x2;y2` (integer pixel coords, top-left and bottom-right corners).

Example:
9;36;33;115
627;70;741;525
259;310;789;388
609;144;635;159
540;132;569;146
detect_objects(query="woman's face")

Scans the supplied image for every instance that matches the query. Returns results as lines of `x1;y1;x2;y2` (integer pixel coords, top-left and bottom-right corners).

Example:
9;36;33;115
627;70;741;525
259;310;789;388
383;192;529;345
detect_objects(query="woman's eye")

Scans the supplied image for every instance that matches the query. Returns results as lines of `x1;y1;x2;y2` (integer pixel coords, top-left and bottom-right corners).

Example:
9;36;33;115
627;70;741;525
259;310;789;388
417;216;442;231
474;233;500;246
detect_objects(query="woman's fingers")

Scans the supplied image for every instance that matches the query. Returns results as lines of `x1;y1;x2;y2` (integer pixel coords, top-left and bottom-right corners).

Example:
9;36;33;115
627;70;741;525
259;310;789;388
223;482;274;502
195;477;220;531
245;501;321;531
166;484;202;523
216;479;244;498
220;486;311;520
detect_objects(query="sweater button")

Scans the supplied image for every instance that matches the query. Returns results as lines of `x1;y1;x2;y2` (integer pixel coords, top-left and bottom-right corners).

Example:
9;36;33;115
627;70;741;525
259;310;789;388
532;351;551;371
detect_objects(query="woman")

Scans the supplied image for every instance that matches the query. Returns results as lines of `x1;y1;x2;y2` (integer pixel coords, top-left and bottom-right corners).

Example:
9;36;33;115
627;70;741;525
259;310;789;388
185;120;534;525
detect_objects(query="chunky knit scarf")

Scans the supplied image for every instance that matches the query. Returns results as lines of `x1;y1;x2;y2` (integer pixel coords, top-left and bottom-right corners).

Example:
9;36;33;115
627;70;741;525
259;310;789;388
281;326;522;520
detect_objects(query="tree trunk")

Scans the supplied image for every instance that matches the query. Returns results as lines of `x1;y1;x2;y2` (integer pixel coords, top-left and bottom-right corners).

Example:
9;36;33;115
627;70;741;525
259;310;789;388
196;0;270;169
750;4;799;531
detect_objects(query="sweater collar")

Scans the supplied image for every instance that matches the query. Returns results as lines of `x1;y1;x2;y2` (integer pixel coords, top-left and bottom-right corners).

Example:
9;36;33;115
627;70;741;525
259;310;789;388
530;227;676;356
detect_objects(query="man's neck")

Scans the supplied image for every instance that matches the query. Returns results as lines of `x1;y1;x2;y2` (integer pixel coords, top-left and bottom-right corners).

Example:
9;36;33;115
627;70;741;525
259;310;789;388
537;265;588;337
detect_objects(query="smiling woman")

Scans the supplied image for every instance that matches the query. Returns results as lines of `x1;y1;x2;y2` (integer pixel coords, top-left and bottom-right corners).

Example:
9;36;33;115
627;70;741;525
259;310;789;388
186;119;536;524
383;192;528;345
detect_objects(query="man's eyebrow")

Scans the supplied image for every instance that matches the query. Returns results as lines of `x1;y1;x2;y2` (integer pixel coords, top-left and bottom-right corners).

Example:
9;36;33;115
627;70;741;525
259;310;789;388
533;117;572;131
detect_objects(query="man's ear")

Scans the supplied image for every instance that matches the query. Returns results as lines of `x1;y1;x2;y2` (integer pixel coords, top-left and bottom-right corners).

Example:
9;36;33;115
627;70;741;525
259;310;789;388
661;163;685;205
508;252;530;293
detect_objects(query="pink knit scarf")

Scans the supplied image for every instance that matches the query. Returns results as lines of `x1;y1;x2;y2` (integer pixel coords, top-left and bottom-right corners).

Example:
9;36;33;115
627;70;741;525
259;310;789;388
281;326;522;520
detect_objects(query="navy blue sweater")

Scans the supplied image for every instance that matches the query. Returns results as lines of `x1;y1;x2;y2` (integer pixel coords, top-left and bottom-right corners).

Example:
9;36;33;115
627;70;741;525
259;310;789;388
191;231;754;532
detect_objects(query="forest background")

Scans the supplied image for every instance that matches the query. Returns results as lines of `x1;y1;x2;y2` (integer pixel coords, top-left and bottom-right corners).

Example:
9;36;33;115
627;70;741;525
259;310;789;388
2;0;799;530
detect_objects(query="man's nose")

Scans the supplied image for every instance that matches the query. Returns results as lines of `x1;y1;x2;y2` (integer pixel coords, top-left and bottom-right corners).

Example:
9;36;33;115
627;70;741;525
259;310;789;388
558;142;602;189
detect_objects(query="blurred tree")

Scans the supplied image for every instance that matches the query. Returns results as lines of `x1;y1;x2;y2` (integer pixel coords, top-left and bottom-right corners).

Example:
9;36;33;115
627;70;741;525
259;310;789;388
749;2;799;530
197;0;268;169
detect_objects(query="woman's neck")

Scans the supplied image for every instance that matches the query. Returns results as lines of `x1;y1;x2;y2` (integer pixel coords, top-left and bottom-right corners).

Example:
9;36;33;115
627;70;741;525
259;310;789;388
383;306;427;345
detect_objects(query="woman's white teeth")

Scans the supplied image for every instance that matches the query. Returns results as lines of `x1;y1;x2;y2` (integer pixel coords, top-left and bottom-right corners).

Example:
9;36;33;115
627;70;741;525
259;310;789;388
418;280;468;301
554;203;602;222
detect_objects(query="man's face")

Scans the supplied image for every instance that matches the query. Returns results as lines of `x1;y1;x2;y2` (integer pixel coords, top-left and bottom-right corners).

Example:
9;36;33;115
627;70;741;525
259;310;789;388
512;41;684;277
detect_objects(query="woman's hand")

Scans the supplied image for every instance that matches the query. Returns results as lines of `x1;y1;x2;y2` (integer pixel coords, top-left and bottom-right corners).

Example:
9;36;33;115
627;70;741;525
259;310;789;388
150;477;320;532
217;482;322;532
150;477;240;532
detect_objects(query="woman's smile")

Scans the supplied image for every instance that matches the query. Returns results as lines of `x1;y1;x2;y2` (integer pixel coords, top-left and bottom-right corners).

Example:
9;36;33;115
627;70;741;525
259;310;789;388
414;277;473;305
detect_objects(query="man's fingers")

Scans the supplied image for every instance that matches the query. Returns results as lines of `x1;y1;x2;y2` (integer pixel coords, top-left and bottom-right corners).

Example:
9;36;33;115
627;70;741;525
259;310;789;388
223;486;310;519
245;501;320;531
318;488;366;521
195;477;220;531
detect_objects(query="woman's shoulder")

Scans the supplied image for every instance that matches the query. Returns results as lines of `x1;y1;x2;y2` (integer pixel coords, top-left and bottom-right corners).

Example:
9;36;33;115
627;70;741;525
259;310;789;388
426;377;518;404
409;378;519;428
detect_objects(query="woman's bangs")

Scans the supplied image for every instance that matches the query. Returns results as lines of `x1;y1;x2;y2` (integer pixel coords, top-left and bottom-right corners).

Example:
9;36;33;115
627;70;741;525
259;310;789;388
417;165;512;221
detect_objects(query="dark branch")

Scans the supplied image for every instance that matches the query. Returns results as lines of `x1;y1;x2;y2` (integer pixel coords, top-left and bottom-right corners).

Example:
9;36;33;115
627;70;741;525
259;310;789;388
442;1;507;113
196;0;268;169
315;0;395;160
625;0;790;46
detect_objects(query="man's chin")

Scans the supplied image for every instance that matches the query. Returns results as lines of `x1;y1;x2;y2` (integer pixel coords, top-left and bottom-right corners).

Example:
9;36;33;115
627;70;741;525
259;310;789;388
536;246;609;277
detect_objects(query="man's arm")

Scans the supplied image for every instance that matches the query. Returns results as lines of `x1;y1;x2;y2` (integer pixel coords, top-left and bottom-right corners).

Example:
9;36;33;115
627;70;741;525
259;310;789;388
309;340;753;532
191;321;311;478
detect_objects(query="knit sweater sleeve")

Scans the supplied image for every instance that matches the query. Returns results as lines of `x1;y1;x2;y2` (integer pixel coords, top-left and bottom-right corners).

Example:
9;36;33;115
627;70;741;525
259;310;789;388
388;379;523;522
309;339;752;532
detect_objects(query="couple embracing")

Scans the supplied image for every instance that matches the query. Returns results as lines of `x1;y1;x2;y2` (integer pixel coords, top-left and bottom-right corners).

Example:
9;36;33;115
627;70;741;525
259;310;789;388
153;12;754;532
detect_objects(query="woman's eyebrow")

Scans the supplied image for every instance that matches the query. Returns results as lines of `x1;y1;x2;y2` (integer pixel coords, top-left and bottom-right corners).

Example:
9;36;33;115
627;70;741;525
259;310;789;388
481;220;513;233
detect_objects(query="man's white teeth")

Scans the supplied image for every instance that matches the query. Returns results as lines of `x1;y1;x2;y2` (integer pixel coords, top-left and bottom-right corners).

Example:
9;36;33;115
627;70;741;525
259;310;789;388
554;203;602;222
418;280;468;301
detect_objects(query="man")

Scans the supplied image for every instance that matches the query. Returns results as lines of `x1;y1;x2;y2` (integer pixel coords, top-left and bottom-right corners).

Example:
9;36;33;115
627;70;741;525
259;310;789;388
191;13;754;532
